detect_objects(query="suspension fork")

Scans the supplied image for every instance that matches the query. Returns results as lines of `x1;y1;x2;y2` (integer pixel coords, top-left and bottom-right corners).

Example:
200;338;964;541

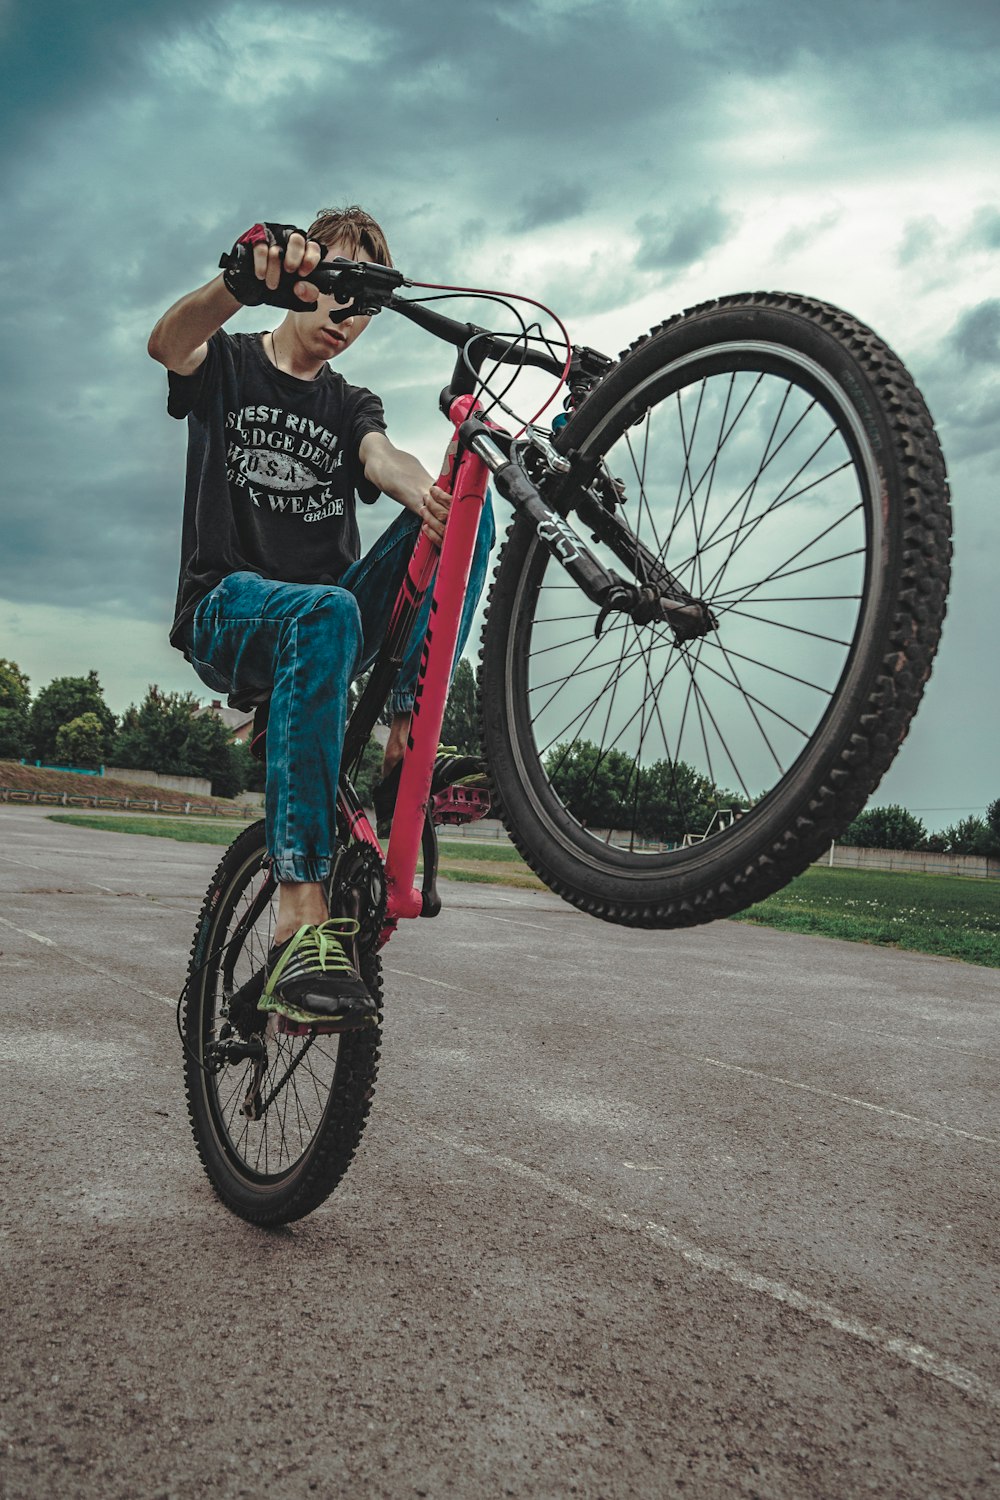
461;419;716;640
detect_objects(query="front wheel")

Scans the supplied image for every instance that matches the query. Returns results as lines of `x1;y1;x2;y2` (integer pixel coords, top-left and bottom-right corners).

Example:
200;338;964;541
480;292;951;927
182;821;382;1224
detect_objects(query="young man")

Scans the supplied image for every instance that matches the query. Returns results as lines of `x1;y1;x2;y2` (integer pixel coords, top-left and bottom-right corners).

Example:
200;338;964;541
149;208;493;1027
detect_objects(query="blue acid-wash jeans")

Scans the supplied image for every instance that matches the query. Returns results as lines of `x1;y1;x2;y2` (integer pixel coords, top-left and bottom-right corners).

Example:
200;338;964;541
186;499;495;883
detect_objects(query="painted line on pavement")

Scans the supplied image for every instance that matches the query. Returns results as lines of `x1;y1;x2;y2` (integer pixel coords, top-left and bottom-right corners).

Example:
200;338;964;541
386;966;462;993
0;914;175;1006
416;1124;1000;1412
478;913;553;933
694;1054;998;1146
0;847;118;894
724;999;988;1060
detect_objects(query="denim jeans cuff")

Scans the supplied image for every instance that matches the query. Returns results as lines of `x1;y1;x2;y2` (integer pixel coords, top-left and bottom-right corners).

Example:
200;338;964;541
271;851;334;884
389;688;414;717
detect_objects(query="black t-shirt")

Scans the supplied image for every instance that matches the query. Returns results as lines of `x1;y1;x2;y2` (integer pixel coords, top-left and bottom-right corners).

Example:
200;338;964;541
166;329;387;652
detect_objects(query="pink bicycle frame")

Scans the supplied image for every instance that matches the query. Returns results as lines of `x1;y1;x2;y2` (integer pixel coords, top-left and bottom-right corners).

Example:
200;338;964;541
365;393;490;934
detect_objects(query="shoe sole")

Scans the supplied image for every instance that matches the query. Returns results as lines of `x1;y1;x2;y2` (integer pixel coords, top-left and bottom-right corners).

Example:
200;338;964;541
258;994;377;1031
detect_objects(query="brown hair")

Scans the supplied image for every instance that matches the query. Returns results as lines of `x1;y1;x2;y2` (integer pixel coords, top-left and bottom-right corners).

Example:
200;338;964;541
307;205;393;267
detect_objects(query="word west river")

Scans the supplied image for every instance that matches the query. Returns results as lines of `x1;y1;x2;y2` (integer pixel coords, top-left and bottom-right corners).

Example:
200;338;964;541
225;403;347;523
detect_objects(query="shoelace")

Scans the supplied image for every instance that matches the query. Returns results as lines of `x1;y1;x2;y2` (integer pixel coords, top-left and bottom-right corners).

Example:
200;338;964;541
292;918;361;973
267;918;362;993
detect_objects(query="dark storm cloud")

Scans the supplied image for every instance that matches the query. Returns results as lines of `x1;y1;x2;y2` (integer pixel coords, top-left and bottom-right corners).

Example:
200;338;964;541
897;217;942;268
775;211;843;258
1;0;998;630
950;301;1000;365
510;181;589;234
0;0;208;167
906;303;1000;467
962;206;1000;251
634;202;736;273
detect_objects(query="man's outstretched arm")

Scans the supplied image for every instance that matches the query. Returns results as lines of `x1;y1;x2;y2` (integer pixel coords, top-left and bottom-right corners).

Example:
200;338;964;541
359;432;452;548
147;228;324;374
147;276;241;375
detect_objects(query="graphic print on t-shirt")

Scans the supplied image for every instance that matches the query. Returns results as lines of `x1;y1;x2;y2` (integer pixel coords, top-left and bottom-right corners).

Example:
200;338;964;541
225;402;348;525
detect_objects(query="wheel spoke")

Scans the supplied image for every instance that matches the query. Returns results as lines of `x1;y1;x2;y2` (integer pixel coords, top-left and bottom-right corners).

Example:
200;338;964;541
186;834;379;1199
508;352;881;855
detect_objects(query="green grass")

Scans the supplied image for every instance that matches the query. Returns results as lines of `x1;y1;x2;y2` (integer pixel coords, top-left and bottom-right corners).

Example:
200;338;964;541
48;812;545;887
730;865;1000;967
48;813;253;846
432;861;545;890
435;837;534;863
45;814;1000;965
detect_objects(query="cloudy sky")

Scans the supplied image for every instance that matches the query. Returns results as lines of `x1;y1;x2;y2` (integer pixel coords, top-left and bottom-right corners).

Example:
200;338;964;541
2;0;997;827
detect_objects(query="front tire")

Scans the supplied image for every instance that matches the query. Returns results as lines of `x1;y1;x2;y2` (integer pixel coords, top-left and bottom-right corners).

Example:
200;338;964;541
480;292;951;927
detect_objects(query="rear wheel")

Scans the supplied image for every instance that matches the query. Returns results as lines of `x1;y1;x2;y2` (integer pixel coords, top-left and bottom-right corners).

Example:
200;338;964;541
182;821;382;1224
480;292;951;927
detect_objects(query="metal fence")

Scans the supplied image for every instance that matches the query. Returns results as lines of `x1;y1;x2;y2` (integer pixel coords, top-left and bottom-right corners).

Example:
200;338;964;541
5;789;997;877
0;786;243;817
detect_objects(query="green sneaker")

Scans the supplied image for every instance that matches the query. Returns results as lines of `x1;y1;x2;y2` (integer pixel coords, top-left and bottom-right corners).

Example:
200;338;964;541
258;919;376;1029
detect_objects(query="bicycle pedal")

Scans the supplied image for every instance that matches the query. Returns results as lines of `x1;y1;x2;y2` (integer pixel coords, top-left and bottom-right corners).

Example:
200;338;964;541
431;785;492;826
276;1015;347;1037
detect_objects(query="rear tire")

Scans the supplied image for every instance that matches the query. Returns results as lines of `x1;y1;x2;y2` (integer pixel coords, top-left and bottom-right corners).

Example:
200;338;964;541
183;821;381;1224
480;292;951;927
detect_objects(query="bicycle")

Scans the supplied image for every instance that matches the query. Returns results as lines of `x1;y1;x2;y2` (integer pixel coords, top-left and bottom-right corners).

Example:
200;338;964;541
181;249;952;1224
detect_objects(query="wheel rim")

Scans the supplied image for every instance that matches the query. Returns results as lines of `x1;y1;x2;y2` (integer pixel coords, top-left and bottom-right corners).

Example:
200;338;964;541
505;342;885;870
197;848;344;1183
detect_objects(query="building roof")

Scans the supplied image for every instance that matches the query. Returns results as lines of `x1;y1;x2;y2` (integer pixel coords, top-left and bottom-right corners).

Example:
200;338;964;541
195;699;256;734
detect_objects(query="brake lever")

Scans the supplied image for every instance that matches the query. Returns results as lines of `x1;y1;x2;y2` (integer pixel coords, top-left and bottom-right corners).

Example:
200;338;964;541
309;258;408;321
218;246;408;319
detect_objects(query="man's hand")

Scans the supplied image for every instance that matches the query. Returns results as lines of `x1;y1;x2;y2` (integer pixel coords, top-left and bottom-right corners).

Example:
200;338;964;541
221;223;325;310
253;229;323;305
419;484;452;547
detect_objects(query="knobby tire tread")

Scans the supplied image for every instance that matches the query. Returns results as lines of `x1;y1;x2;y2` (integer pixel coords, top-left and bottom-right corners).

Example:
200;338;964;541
183;821;382;1224
478;291;952;928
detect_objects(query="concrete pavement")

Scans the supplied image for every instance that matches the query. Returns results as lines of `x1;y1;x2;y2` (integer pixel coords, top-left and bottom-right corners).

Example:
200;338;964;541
0;806;996;1498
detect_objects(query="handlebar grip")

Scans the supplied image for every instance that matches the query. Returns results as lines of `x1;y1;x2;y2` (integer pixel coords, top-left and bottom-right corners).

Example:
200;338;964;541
216;252;407;319
218;241;317;312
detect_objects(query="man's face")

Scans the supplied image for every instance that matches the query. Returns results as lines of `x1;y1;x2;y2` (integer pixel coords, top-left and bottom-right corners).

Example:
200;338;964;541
293;237;374;361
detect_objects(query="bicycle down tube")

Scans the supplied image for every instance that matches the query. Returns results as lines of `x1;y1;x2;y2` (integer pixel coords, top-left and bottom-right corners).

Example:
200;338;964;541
382;395;489;925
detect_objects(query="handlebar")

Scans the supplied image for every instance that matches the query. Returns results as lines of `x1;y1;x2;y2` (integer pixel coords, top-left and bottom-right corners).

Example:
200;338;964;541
308;258;572;379
218;246;612;396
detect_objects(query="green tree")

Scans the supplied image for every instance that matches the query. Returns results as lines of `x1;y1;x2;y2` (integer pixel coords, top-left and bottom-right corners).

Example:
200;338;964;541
29;671;116;763
840;804;926;850
54;712;105;769
185;710;247;798
0;708;30;758
545;739;746;842
938;815;995;857
0;659;30;712
111;687;247;798
345;736;386;808
0;661;31;757
633;758;744;844
986;798;1000;855
440;656;479;754
546;739;639;831
112;687;196;772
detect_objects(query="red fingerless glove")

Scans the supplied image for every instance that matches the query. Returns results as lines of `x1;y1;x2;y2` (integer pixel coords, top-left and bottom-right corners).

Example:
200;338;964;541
219;223;317;311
